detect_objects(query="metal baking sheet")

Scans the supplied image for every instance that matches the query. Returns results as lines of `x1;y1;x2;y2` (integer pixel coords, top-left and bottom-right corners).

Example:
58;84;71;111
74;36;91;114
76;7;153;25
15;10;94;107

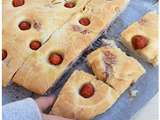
2;0;158;120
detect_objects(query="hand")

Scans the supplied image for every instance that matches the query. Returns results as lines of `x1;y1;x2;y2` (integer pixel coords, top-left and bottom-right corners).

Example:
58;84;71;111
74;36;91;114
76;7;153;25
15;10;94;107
36;96;72;120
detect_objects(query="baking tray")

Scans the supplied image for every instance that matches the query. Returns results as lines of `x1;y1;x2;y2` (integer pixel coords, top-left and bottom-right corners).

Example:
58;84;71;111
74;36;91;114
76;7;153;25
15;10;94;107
2;0;159;120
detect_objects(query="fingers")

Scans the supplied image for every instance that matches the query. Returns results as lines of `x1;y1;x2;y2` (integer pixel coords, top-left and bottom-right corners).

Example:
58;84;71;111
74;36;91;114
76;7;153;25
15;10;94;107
36;96;56;112
37;97;74;120
42;114;73;120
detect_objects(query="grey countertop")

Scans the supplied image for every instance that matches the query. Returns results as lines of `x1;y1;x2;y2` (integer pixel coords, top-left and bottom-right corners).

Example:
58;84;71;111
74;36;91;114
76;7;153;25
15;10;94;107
131;93;158;120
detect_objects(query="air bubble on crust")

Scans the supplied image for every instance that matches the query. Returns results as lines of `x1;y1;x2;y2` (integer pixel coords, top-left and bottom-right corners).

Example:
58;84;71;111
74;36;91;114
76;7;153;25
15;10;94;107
83;6;86;11
33;21;41;31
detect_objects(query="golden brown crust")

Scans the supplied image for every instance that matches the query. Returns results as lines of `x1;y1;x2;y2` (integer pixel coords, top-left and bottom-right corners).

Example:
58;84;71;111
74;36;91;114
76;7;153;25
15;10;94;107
12;0;129;94
2;0;91;86
120;11;158;65
87;48;106;81
87;40;145;95
50;70;118;120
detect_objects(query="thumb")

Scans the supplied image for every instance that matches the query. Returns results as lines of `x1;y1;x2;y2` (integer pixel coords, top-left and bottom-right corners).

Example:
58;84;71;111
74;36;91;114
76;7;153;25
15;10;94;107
36;96;56;112
42;114;73;120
